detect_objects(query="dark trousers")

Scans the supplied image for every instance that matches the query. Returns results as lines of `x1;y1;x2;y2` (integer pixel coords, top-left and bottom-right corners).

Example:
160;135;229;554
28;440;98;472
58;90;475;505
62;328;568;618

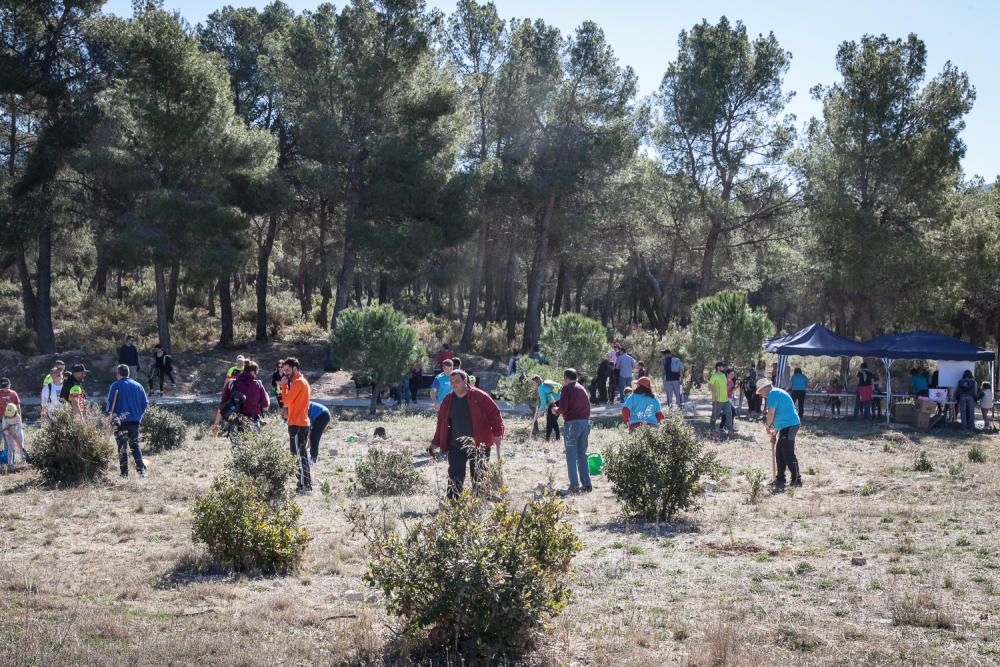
775;425;800;485
308;412;331;461
791;390;806;417
748;394;762;413
115;422;145;476
289;425;311;491
545;404;560;440
446;441;491;499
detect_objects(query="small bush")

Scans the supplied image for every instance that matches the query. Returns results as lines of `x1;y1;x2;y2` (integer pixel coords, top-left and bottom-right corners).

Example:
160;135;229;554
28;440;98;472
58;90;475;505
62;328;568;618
968;443;987;463
354;446;422;496
140;406;188;453
891;590;954;630
603;412;719;523
539;313;607;378
494;357;562;406
913;451;934;472
28;410;114;484
229;426;298;504
743;468;767;505
348;490;582;660
191;473;309;574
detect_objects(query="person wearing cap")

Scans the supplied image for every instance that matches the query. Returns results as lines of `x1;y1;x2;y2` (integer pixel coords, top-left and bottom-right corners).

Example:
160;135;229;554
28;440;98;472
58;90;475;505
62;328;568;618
708;362;729;437
2;402;25;472
41;364;65;424
756;377;802;492
227;355;247;381
0;378;21;424
622;377;665;430
60;364;88;418
431;358;455;411
429;369;505;498
106;364;149;477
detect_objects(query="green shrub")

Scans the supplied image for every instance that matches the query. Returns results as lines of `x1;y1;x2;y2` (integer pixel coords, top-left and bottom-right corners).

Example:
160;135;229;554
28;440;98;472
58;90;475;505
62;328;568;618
192;473;310;574
913;451;934;472
968;443;987;463
539;313;607;377
0;323;38;355
229;426;298;503
603;412;720;523
348;490;582;659
354;446;422;496
140;406;188;453
28;410;115;484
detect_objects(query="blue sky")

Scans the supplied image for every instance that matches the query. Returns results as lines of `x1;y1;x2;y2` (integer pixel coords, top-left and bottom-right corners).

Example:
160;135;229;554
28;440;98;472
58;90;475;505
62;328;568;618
105;0;998;181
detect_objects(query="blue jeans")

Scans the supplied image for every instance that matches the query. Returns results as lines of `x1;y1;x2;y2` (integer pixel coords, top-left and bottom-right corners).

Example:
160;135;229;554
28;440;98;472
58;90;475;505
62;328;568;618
618;376;633;402
959;396;976;430
398;379;411;404
860;400;871;420
563;420;592;490
115;422;145;476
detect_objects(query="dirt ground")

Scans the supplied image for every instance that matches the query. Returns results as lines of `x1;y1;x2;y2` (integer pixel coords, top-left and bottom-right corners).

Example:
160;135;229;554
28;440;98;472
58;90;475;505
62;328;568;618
1;410;999;666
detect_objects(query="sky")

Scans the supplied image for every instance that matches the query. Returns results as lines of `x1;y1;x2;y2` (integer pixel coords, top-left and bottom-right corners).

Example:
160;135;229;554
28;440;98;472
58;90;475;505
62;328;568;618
104;0;998;181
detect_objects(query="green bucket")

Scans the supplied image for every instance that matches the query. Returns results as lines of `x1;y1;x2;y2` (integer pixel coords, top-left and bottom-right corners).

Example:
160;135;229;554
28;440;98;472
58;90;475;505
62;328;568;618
587;452;604;476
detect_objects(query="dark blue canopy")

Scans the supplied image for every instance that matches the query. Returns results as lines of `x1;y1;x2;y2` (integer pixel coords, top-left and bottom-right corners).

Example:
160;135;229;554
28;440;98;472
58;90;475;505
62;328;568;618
765;323;874;358
863;330;995;361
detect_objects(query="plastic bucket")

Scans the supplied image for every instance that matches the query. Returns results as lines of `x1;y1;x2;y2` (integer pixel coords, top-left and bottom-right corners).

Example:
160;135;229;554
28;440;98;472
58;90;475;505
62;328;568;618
587;452;604;476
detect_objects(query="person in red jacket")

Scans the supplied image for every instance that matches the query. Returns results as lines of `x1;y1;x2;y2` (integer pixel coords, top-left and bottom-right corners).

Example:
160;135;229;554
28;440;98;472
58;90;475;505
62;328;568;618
429;370;504;499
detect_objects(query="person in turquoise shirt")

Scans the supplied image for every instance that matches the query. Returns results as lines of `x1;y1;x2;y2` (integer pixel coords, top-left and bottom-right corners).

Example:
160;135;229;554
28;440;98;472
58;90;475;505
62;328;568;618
531;375;562;441
622;377;664;429
910;367;929;397
756;377;802;492
789;367;809;417
431;358;455;411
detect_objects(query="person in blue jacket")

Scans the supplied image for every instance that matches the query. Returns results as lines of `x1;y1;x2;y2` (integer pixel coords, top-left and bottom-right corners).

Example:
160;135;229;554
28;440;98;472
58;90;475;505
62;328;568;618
105;364;149;478
307;401;332;464
622;377;664;429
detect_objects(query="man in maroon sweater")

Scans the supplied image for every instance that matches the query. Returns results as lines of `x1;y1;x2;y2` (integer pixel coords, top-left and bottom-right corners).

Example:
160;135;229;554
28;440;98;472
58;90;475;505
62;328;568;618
551;368;592;495
430;370;505;498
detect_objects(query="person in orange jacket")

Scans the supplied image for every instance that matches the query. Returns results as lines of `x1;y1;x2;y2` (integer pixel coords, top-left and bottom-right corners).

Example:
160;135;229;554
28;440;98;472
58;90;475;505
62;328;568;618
280;357;312;494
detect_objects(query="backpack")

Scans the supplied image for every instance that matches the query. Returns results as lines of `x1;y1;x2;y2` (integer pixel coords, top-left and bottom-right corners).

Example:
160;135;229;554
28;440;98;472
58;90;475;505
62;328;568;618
542;380;562;401
220;386;246;422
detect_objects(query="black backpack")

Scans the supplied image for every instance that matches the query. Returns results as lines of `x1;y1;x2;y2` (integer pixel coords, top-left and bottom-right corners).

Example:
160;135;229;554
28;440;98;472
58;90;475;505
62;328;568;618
220;383;246;422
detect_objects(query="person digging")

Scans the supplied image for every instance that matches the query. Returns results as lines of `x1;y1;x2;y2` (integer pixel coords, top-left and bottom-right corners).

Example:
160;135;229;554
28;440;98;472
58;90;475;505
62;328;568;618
756;377;802;493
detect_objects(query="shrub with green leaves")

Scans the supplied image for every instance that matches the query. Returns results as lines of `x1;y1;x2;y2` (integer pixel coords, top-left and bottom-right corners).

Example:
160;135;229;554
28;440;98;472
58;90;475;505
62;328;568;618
968;443;987;463
28;410;114;484
191;473;309;574
603;412;720;523
539;313;607;377
229;426;298;503
354;446;423;496
140;406;188;453
349;490;582;659
686;290;772;367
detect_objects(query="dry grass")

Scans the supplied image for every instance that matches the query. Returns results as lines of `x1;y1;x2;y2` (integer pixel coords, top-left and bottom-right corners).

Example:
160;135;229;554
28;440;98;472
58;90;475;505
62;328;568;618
1;409;999;665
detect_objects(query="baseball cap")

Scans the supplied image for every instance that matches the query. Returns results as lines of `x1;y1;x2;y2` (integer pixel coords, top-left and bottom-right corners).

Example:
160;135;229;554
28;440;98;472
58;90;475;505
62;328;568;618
235;355;246;363
0;378;9;388
756;378;773;392
636;377;652;390
72;363;87;373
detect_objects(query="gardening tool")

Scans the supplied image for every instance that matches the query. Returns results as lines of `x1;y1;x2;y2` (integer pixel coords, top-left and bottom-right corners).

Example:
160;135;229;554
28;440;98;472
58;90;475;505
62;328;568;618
769;428;777;479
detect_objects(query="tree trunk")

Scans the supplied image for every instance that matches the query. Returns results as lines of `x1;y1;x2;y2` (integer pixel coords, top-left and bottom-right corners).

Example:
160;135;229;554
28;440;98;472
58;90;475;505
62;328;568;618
523;192;557;351
34;225;55;354
319;280;332;331
504;241;517;344
378;272;389;305
460;223;489;351
601;270;615;326
207;281;216;318
483;260;495;323
256;211;279;341
91;246;109;295
551;259;566;319
698;216;723;297
331;238;357;329
166;259;180;323
219;274;233;346
15;245;36;331
154;262;172;351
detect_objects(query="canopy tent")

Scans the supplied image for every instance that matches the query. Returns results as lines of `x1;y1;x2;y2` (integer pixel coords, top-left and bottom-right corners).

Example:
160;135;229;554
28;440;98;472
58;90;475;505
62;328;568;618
765;324;876;407
863;331;995;424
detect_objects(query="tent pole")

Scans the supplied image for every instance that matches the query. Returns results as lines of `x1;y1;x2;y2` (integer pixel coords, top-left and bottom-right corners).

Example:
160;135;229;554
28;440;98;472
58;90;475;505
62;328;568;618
882;358;892;426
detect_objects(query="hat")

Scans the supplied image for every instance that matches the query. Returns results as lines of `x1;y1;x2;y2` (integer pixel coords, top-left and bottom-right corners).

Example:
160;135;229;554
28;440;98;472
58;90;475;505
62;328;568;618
0;378;9;388
235;355;246;363
756;378;773;392
72;363;87;373
4;403;16;418
636;376;652;390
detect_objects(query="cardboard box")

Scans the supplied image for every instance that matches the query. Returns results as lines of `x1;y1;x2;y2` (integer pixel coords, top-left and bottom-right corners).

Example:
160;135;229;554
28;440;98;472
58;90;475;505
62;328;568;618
894;403;916;423
915;413;931;429
916;399;937;414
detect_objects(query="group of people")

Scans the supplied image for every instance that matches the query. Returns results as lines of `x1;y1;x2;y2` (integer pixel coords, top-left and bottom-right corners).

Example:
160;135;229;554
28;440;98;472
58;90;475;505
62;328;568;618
116;336;175;396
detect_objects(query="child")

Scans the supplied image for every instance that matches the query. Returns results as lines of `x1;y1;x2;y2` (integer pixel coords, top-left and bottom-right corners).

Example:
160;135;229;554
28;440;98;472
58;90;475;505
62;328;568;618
2;402;25;472
636;361;648;379
725;368;738;436
622;386;634;400
826;378;842;416
979;382;994;430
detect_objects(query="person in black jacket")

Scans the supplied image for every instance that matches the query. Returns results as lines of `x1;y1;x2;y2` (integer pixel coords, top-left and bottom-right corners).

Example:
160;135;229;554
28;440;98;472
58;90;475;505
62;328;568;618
117;336;140;380
150;345;176;395
956;370;979;431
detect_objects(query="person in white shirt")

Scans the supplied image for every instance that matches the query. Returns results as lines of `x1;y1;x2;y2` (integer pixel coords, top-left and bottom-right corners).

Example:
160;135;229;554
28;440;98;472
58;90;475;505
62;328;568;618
979;382;994;430
40;366;65;424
